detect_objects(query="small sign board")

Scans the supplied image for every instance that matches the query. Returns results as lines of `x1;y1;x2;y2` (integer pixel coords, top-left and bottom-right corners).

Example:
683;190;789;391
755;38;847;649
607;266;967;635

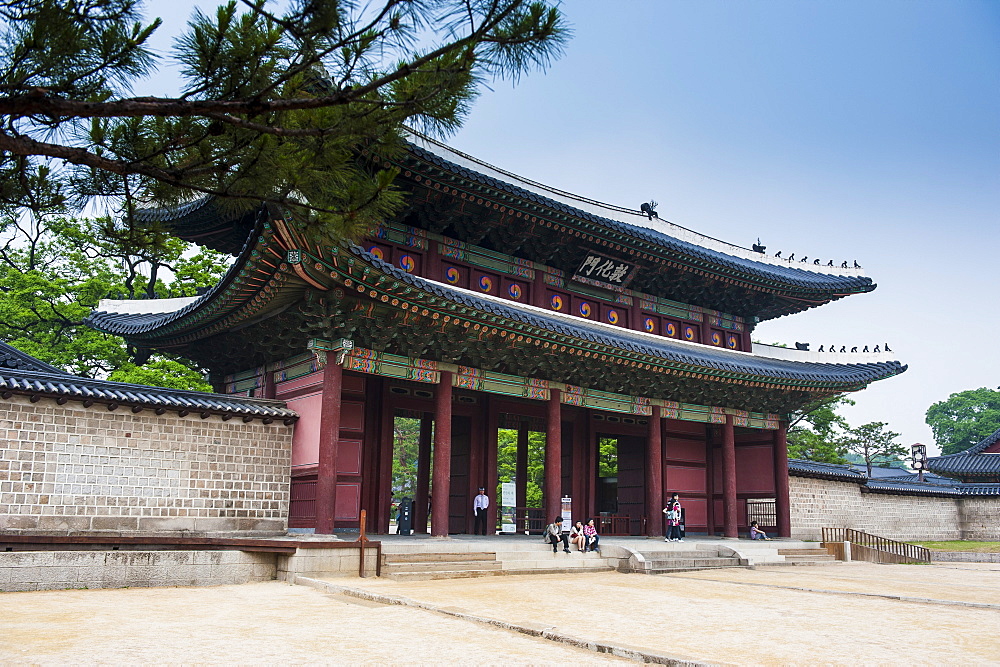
561;496;572;529
571;251;636;291
501;482;517;507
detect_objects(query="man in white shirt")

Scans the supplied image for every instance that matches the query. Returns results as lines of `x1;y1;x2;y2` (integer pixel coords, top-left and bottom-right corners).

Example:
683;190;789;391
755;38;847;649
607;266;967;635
473;487;490;535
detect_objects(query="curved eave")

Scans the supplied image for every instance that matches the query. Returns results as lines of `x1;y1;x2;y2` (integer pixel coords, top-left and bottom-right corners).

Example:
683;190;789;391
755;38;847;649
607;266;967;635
86;212;305;347
90;223;905;392
133;197;260;255
341;246;904;390
397;139;875;298
0;367;297;422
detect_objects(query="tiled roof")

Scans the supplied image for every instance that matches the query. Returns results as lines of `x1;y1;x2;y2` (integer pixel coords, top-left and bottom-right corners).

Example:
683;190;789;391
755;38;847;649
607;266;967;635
404;140;874;294
0;344;67;375
0;343;296;422
789;458;999;496
927;427;1000;476
348;246;905;386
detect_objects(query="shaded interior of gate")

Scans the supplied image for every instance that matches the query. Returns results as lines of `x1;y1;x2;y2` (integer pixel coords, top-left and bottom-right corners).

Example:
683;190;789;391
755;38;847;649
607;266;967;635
288;373;780;535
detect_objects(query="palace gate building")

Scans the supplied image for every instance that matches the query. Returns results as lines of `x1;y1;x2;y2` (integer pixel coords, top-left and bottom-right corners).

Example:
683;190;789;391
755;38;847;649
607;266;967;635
88;134;906;538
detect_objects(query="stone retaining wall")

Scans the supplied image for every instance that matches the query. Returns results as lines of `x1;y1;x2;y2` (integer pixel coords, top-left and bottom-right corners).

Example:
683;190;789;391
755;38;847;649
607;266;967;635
0;550;277;592
790;475;1000;541
0;394;293;535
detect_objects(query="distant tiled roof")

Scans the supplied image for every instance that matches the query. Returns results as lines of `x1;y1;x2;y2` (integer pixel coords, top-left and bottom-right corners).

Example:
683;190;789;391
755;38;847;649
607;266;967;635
0;343;296;422
0;344;67;375
789;457;999;496
927;427;1000;476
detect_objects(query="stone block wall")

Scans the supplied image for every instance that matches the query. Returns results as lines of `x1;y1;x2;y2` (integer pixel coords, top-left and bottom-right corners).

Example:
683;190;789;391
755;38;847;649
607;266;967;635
0;550;277;592
959;498;1000;540
0;394;293;535
789;476;960;541
790;475;1000;542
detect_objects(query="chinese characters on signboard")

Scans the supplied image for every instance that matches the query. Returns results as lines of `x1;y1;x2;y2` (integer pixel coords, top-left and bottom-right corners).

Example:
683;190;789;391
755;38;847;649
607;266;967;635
572;252;636;291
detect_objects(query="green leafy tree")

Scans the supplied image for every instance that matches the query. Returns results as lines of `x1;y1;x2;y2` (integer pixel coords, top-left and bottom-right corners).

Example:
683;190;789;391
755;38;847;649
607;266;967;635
0;0;568;244
496;428;545;507
0;211;226;385
786;394;854;463
926;388;1000;455
391;416;421;499
844;421;905;477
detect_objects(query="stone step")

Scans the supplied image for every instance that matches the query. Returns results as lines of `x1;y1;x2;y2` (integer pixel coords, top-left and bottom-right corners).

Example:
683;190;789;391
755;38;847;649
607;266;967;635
382;552;497;564
778;548;832;556
381;560;502;573
502;559;613;571
649;565;750;574
639;550;721;559
384;569;508;582
496;550;604;560
644;558;743;569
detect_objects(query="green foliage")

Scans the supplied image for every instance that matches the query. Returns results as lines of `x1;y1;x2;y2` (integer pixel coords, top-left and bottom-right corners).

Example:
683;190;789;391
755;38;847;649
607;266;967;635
0;0;569;245
843;421;905;477
786;394;854;463
597;437;618;478
391;416;421;497
925;387;1000;455
108;360;211;392
0;212;227;385
496;428;545;507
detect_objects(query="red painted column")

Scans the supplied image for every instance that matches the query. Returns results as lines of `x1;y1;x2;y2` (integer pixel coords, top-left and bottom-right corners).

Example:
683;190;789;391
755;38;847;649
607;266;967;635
314;362;343;534
645;407;664;536
722;414;738;539
413;413;432;533
431;371;453;537
774;423;792;538
485;397;499;534
705;425;716;536
545;388;563;522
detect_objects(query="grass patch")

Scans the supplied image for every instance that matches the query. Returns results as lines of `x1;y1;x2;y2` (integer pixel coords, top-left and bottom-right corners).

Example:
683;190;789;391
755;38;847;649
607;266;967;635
911;541;1000;553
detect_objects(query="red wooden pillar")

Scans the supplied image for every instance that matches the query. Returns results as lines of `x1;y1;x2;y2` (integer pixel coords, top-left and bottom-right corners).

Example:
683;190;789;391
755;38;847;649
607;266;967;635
431;371;453;537
645;407;663;536
722;414;738;538
315;362;343;534
705;425;716;536
774;423;792;538
516;422;529;530
545;388;562;522
485;396;499;534
413;413;432;533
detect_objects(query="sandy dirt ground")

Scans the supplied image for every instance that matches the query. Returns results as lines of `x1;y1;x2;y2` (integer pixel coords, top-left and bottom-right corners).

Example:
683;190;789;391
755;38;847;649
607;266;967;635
2;562;999;665
345;562;1000;665
0;581;629;665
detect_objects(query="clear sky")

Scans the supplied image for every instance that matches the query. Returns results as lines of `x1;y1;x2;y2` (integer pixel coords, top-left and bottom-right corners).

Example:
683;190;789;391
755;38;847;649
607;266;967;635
144;0;999;454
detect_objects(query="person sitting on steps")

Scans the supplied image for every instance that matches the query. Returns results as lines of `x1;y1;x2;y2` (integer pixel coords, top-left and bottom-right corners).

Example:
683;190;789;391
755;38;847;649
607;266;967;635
544;516;571;553
583;518;600;553
569;520;586;552
749;521;772;540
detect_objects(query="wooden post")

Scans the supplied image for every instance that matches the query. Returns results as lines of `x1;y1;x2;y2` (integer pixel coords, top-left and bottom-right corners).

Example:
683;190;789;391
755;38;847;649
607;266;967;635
485;396;499;535
413;413;432;533
315;362;343;534
774;423;792;537
722;414;738;538
431;371;453;537
645;406;663;536
705;424;716;536
545;388;562;522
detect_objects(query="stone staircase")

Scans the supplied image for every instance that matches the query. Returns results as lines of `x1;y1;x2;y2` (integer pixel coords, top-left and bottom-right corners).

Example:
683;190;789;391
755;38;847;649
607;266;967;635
379;542;617;581
381;551;505;581
623;543;749;574
774;546;839;566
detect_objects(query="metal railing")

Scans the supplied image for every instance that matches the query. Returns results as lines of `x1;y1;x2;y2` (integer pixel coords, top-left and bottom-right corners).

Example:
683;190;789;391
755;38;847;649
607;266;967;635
821;528;931;564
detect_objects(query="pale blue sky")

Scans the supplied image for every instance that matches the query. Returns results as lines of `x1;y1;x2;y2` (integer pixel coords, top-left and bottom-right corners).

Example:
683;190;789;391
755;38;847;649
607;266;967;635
143;0;999;455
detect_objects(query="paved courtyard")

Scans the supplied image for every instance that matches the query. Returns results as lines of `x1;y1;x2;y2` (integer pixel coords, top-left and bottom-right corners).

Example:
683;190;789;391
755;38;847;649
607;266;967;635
2;561;999;665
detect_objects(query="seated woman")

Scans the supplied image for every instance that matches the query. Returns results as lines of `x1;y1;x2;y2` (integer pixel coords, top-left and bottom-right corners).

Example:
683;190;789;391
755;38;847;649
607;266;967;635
569;520;586;552
583;518;600;553
749;521;772;540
